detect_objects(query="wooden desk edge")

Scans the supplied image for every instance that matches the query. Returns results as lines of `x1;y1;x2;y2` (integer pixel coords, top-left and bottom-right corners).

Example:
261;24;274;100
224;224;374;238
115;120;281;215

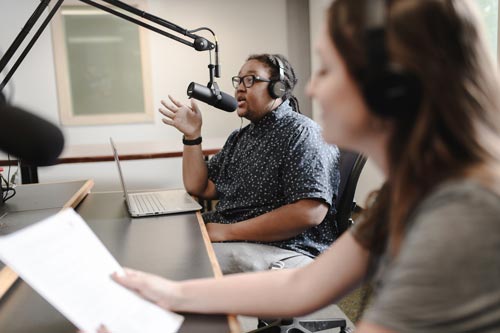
0;267;17;301
63;179;95;209
1;147;222;165
0;179;95;300
195;211;242;333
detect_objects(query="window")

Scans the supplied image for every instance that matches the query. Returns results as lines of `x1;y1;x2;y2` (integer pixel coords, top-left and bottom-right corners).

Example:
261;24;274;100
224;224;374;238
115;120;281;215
51;1;152;125
476;0;499;61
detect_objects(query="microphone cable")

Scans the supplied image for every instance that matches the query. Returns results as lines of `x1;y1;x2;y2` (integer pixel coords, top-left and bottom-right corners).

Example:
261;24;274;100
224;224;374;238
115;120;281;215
0;156;16;202
187;27;219;78
188;26;215;36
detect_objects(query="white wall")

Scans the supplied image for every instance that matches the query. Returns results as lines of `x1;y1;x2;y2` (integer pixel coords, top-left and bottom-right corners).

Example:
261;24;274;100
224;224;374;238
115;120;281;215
0;0;288;191
308;0;385;207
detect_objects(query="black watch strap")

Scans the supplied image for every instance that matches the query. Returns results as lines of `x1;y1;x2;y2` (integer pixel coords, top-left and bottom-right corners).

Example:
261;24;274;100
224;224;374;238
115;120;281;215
182;135;202;146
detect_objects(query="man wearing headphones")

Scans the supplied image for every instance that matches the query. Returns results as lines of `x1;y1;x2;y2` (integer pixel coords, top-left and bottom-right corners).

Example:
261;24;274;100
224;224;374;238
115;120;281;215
159;54;340;274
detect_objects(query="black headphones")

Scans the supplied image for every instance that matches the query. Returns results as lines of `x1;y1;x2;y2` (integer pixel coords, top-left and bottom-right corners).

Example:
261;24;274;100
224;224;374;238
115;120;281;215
361;0;421;118
268;56;287;99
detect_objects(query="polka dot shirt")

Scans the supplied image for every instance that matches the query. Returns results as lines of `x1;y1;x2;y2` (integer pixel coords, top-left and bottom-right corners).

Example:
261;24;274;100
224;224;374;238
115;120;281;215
203;100;340;258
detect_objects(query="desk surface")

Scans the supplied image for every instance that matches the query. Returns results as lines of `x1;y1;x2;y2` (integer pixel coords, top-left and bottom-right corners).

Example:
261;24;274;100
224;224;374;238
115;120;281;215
0;180;94;297
0;188;238;333
0;138;226;165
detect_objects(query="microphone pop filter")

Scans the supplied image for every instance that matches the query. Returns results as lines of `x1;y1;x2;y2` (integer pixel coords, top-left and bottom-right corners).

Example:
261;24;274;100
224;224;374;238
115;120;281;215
0;104;65;166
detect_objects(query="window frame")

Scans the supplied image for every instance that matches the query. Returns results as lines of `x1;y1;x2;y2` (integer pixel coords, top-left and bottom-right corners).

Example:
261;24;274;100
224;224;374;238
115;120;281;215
50;0;153;126
497;2;500;63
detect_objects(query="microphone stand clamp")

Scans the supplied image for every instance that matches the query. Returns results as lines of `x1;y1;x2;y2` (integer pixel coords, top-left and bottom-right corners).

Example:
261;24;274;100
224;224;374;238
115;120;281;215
207;64;222;101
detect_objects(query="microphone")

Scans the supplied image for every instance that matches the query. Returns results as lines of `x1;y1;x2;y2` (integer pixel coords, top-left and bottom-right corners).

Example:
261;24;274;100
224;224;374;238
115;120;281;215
187;82;237;112
0;102;65;166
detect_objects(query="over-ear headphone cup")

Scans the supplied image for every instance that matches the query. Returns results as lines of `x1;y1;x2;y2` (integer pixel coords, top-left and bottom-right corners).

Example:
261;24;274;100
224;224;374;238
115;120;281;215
363;71;421;118
269;81;286;99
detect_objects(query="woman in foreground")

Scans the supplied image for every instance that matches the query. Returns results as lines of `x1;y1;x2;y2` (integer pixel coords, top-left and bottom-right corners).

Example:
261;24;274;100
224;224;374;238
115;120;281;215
113;0;500;331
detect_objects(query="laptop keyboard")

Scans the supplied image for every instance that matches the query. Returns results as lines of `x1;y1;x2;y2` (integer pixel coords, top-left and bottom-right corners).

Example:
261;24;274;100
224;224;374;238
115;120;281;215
130;193;166;213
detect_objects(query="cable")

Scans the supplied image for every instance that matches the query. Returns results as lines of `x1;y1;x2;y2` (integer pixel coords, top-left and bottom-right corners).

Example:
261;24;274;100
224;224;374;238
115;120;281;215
188;27;219;77
7;154;12;190
1;182;16;202
189;27;218;59
3;187;16;202
1;170;16;202
236;116;244;140
0;154;17;202
188;27;215;37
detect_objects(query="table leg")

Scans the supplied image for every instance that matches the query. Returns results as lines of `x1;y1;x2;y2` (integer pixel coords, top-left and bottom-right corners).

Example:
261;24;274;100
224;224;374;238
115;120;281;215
20;163;38;184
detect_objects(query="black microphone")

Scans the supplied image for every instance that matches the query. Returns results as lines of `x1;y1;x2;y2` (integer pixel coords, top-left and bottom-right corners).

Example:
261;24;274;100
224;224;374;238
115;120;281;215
0;102;65;166
187;82;237;112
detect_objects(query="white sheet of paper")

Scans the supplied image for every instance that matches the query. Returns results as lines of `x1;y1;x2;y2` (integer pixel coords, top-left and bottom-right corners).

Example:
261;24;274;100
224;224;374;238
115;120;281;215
0;208;184;333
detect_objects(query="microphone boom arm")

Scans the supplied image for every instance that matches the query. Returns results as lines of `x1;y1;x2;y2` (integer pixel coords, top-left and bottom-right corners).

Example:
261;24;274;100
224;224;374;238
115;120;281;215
0;0;217;91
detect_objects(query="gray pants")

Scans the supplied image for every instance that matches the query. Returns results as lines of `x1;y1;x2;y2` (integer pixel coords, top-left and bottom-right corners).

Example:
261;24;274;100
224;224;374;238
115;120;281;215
212;242;314;274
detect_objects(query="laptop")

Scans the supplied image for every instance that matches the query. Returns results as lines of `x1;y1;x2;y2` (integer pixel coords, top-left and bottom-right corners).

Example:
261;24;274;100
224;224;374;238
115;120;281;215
110;138;202;217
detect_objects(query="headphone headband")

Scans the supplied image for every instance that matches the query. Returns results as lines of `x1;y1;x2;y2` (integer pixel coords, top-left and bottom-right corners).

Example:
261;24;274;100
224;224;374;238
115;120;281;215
361;0;421;118
275;56;285;82
268;55;286;99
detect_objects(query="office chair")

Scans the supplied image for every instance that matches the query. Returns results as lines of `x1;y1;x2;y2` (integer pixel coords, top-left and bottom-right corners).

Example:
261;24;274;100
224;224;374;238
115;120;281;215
249;149;367;333
334;149;367;235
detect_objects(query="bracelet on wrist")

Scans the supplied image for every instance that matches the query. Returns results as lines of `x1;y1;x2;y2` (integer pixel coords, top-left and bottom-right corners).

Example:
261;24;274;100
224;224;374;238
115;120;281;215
182;135;202;146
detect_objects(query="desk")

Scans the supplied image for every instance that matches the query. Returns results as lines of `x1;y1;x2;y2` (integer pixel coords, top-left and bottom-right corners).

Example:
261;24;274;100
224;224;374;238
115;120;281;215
0;180;94;298
0;184;239;333
0;138;226;184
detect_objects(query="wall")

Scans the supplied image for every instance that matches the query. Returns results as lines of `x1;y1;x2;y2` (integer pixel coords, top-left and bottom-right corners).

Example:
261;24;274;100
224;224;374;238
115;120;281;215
308;0;385;206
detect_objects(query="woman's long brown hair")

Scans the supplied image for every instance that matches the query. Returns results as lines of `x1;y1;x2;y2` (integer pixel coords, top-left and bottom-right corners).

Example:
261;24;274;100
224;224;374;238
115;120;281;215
328;0;500;254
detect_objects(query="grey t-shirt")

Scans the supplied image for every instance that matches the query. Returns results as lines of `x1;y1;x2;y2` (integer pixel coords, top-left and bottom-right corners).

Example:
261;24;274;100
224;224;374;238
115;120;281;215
359;180;500;332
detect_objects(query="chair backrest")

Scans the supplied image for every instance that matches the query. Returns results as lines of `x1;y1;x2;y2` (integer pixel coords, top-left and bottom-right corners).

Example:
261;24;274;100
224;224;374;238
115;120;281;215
334;149;367;235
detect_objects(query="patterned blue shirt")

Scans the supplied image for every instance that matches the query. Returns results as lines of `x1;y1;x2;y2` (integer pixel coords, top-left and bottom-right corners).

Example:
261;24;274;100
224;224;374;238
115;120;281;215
203;101;340;257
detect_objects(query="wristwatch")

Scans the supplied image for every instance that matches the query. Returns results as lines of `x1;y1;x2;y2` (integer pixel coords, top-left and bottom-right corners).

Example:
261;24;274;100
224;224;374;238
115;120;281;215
182;135;202;146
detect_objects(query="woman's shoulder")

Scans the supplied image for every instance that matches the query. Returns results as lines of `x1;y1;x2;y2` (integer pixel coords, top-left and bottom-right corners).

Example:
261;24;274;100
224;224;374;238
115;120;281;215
367;175;500;333
408;176;500;244
419;173;500;212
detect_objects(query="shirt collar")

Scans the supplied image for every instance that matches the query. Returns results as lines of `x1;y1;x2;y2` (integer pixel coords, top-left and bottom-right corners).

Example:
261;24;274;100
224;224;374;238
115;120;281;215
252;100;292;128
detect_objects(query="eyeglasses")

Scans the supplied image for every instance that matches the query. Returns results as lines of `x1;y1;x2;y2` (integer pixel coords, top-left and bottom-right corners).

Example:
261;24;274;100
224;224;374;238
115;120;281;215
231;75;271;89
